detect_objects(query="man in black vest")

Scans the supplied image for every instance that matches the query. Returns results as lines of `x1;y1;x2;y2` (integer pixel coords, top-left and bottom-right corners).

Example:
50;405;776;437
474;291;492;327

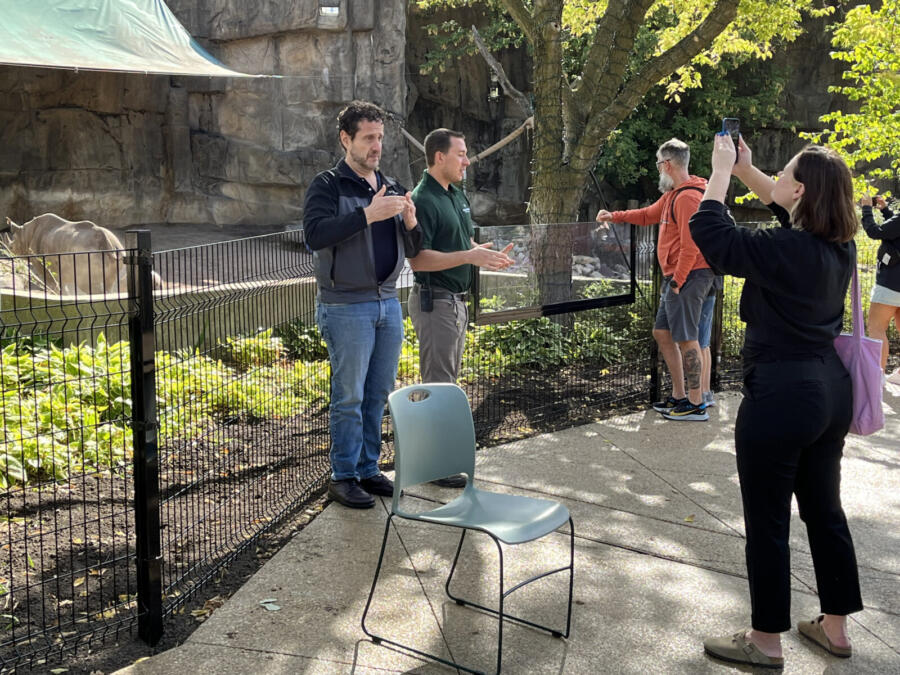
303;101;422;508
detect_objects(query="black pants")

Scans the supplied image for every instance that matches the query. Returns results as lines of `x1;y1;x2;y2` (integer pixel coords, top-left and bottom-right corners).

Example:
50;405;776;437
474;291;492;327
735;353;863;633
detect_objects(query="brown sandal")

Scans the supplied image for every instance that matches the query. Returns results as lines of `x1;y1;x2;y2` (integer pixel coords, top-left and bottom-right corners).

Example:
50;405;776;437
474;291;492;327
797;615;852;658
704;630;785;669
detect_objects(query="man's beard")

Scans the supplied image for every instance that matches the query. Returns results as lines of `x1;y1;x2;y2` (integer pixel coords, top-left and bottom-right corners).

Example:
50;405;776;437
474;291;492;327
658;172;674;193
350;148;379;172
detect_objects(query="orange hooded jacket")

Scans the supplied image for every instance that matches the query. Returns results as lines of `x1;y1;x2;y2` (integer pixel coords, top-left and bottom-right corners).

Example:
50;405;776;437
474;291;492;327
610;175;710;288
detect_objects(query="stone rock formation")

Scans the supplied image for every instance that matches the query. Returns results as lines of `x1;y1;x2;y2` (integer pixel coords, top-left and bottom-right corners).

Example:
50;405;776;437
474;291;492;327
0;0;411;236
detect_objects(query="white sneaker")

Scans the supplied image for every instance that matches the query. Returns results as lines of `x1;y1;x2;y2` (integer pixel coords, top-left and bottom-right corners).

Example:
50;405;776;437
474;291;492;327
888;368;900;385
703;391;716;407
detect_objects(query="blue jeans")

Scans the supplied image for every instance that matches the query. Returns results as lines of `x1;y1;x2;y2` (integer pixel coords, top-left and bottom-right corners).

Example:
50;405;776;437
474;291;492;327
316;298;403;481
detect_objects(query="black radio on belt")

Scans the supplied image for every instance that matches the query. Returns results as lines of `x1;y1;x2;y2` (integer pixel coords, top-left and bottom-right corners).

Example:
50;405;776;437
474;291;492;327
419;283;433;313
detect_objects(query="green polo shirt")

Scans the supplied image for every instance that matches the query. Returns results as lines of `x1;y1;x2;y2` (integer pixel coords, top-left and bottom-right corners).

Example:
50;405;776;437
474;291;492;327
411;171;476;293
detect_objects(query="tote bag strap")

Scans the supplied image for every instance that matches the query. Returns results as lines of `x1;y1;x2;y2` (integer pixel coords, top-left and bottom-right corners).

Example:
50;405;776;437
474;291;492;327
849;245;863;342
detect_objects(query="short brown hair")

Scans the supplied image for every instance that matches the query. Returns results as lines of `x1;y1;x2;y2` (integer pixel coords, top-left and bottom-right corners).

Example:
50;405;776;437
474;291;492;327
424;128;465;166
337;100;385;140
791;146;858;243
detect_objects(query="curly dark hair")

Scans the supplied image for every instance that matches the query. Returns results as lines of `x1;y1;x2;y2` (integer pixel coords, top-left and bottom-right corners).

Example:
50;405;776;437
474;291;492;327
337;100;386;140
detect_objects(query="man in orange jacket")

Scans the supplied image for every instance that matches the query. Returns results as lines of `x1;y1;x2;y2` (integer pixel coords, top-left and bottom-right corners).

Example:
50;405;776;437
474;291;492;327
597;138;714;421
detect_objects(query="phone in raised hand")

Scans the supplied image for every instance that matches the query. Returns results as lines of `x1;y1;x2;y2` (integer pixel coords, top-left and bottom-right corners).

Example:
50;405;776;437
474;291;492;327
722;118;740;161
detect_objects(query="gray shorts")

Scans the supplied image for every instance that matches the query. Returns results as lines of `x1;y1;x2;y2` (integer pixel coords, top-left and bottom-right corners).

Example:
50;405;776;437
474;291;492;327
655;268;716;343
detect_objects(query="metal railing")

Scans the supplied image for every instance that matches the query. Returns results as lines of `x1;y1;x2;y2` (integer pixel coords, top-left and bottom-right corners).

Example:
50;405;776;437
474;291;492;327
0;224;896;671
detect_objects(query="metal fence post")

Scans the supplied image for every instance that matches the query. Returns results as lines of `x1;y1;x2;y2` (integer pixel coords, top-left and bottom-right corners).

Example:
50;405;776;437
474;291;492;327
711;284;725;390
126;230;163;646
649;226;661;403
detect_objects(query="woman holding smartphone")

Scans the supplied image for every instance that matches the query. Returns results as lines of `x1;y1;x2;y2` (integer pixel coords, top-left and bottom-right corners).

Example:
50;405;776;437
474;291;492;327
860;194;900;384
688;134;863;668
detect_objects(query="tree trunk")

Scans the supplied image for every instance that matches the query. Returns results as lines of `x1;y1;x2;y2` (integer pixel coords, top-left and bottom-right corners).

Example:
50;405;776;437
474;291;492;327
528;165;587;307
526;4;590;309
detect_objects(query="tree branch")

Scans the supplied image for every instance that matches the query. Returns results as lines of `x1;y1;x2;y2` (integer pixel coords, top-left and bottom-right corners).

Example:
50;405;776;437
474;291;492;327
572;0;741;170
471;26;532;117
577;0;655;126
576;0;634;97
499;0;537;45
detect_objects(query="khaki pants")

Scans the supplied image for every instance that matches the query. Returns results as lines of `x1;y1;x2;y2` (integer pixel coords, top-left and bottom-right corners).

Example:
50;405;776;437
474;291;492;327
408;284;468;383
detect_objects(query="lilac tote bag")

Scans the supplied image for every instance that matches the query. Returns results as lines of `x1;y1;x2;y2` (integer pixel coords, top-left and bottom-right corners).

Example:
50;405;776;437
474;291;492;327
834;256;884;435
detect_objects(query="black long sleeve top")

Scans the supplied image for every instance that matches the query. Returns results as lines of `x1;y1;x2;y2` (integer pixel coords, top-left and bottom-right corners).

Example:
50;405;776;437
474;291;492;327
689;200;853;368
861;205;900;292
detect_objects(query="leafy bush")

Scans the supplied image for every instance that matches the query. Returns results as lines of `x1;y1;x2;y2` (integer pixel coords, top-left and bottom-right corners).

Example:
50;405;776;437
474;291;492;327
0;335;131;488
1;331;331;489
397;317;421;382
219;329;285;370
275;320;329;361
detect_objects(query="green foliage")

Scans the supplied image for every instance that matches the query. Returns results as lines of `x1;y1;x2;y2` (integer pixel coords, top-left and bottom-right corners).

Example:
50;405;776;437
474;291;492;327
0;334;131;489
476;317;572;368
596;59;790;194
802;1;900;196
218;329;284;371
397;317;422;381
720;277;746;358
416;0;828;94
1;333;331;489
275;321;329;362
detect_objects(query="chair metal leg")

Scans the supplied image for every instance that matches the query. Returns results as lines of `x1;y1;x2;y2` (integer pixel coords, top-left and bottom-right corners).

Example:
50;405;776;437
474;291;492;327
495;535;505;674
445;529;468;601
365;520;576;675
564;517;575;638
362;518;489;674
361;515;393;640
444;524;575;639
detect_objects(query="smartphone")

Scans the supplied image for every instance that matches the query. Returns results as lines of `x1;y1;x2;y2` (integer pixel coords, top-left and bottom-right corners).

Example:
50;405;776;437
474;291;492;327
722;118;740;160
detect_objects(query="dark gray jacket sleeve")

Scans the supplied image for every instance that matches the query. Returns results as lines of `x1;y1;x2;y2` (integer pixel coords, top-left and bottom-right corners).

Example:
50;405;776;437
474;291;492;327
303;171;368;251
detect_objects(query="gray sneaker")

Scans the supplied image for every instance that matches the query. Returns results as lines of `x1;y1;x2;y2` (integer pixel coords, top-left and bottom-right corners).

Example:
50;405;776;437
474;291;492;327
703;391;716;408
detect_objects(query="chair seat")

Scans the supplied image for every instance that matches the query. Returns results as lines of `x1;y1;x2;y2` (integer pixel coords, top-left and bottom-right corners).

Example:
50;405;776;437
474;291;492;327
404;488;570;545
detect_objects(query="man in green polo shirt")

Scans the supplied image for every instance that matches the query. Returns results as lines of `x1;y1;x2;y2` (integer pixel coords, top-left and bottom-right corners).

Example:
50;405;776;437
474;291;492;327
408;128;513;487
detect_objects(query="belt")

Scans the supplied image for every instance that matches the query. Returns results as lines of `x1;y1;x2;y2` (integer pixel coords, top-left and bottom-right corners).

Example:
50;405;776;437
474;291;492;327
413;282;468;301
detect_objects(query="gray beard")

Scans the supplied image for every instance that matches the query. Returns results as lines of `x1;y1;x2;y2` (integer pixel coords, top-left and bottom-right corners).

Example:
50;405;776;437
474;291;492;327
658;173;674;193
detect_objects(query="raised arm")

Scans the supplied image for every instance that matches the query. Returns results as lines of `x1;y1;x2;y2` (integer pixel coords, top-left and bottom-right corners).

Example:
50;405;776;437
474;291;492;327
731;136;777;205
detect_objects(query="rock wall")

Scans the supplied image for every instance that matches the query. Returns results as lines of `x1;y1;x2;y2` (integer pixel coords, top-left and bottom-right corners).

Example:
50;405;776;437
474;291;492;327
0;0;410;229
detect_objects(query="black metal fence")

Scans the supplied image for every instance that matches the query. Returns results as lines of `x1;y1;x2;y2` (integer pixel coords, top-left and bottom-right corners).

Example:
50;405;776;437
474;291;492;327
0;224;896;671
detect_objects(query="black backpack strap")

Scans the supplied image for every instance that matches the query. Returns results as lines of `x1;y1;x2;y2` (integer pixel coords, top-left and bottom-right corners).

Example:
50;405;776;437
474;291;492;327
668;186;705;226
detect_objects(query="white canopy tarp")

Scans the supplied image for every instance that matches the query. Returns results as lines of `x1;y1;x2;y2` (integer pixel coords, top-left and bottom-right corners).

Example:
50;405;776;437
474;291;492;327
0;0;261;77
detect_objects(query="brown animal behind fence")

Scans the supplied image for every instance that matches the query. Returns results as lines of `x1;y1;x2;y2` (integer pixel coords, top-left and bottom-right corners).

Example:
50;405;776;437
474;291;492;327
1;213;161;295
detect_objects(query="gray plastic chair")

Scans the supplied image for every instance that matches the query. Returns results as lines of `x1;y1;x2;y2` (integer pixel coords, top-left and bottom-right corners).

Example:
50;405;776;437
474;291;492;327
361;383;575;674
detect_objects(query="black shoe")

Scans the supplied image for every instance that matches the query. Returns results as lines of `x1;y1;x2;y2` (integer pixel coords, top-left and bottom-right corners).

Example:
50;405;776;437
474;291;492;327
359;473;394;497
327;479;375;508
430;473;467;488
661;399;709;421
652;395;685;413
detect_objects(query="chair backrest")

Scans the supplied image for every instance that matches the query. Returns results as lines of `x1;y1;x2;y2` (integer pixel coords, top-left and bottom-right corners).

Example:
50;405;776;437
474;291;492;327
388;383;477;507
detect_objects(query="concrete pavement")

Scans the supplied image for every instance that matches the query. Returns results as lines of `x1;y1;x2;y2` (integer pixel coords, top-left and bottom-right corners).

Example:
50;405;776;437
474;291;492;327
118;387;900;674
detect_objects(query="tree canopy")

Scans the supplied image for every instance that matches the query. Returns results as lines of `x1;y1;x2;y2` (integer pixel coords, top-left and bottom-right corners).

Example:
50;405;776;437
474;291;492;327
416;0;834;224
804;1;900;195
